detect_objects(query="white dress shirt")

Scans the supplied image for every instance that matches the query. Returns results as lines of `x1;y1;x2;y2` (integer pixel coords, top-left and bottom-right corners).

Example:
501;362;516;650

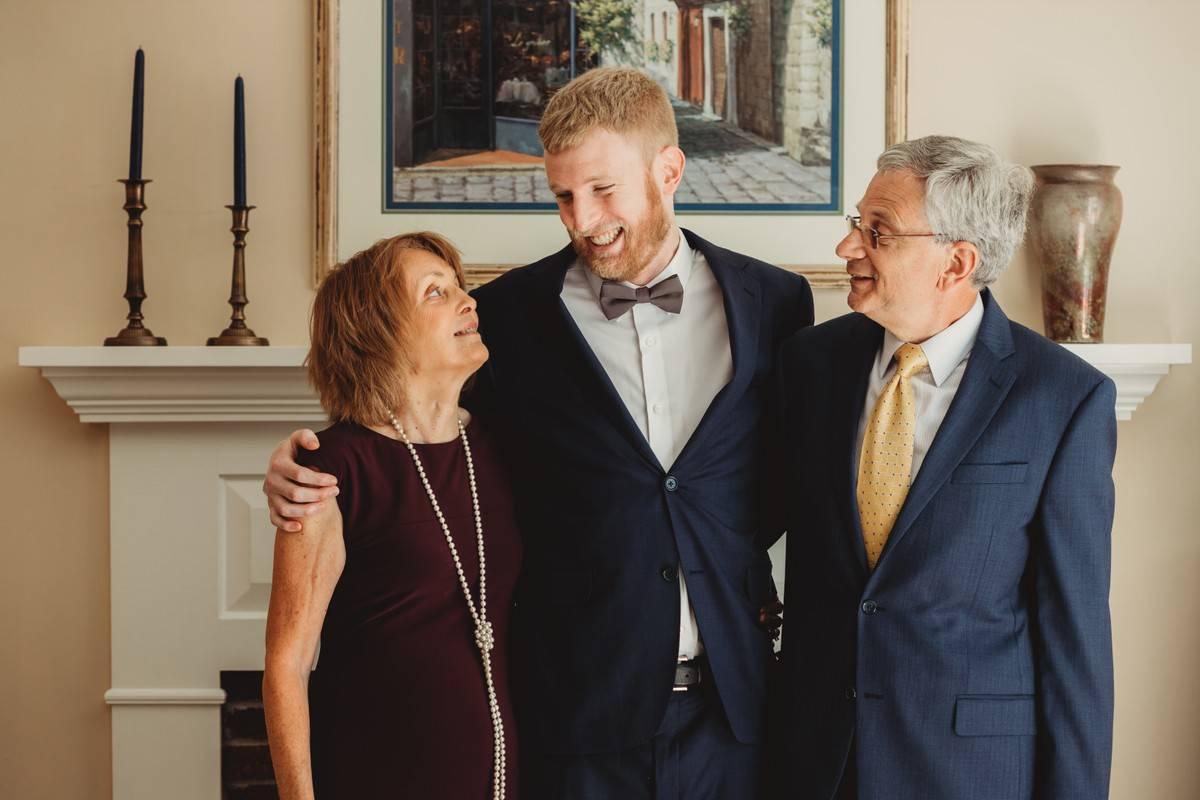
560;229;733;660
854;293;985;483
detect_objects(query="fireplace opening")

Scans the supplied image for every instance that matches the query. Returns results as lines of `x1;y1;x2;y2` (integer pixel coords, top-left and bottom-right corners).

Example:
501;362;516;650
221;671;277;799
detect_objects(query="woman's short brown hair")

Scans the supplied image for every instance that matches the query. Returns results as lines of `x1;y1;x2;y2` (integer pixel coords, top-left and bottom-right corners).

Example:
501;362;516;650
307;232;467;425
538;67;678;160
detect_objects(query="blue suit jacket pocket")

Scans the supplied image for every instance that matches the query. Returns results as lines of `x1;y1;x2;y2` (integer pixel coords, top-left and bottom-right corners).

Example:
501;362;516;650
951;462;1029;485
954;695;1036;736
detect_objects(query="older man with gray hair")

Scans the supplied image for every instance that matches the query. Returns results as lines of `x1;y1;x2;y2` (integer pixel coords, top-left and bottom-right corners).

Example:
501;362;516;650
768;135;1116;800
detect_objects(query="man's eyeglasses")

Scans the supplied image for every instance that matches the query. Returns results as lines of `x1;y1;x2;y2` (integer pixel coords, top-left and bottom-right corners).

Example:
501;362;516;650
845;215;942;250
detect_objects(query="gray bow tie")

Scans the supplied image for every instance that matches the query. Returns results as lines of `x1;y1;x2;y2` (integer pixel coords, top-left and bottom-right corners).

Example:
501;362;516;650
598;274;684;320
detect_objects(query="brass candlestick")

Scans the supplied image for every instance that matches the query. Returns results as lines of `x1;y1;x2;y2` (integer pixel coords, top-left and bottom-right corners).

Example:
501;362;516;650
208;205;268;346
105;179;167;346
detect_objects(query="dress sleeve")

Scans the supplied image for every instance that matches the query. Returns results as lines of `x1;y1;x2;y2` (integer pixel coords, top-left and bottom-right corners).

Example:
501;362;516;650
294;428;356;537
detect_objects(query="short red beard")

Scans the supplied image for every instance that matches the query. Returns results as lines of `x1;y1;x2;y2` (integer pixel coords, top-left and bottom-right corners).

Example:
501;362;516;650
570;174;672;284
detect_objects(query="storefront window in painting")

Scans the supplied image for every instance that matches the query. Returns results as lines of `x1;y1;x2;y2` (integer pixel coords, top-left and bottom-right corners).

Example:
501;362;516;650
386;0;840;212
492;1;583;122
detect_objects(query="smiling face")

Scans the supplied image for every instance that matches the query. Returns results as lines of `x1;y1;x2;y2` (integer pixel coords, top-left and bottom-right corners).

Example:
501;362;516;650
396;248;487;380
837;169;967;340
545;127;680;285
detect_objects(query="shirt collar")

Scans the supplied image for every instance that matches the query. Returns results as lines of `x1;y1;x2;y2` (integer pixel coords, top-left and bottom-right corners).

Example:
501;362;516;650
876;292;985;386
582;227;692;303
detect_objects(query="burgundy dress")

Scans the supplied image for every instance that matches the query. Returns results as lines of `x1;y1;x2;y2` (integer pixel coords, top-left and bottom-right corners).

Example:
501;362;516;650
296;418;521;799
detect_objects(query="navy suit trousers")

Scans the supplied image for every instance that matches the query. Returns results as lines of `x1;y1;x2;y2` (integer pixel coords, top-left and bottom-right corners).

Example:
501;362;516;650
521;683;760;800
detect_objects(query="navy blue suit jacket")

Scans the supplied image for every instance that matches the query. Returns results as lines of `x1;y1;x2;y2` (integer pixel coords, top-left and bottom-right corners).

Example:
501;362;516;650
770;291;1115;800
469;229;813;754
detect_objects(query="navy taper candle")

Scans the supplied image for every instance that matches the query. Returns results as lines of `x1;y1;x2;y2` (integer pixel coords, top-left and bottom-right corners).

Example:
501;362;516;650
129;48;144;180
234;75;246;206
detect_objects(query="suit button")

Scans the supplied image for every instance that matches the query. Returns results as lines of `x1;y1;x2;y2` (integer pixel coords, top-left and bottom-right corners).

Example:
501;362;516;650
845;687;857;701
664;476;679;492
861;600;878;615
661;566;677;582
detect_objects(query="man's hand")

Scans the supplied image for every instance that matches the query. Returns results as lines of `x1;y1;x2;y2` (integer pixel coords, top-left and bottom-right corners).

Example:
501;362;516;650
758;596;784;642
263;429;338;532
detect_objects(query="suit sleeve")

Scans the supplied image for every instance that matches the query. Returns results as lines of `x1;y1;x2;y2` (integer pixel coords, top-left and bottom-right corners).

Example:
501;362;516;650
759;335;800;551
1031;376;1116;799
758;276;811;550
797;276;814;332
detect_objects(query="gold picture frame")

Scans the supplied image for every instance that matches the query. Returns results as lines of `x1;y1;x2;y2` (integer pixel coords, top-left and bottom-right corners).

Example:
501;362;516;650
312;0;909;289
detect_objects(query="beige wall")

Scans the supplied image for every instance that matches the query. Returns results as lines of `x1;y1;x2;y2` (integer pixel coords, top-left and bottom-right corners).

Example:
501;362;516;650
0;3;311;797
1;1;1195;797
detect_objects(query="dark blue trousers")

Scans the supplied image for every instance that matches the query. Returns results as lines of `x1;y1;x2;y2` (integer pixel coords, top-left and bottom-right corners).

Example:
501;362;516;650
522;685;760;800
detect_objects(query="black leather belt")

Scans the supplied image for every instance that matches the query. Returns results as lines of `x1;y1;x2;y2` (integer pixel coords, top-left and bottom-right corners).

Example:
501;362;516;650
673;657;704;692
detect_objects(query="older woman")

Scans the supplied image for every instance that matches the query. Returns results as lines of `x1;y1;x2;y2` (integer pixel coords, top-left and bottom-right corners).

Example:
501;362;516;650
263;232;520;800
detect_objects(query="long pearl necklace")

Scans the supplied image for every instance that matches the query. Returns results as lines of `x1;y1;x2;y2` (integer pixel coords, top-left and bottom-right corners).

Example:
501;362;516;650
386;411;506;800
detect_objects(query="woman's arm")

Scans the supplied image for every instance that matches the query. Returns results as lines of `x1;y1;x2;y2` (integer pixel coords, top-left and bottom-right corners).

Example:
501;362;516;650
262;500;346;800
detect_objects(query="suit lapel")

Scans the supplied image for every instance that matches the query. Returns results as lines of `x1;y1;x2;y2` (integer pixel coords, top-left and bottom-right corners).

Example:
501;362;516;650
835;315;883;578
870;291;1018;574
669;229;761;468
526;244;663;471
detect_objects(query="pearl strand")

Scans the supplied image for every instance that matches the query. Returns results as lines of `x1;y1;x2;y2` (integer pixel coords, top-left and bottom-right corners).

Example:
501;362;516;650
387;411;506;800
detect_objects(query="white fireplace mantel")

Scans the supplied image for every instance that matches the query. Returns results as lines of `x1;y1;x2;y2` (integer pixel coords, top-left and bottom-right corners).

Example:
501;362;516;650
20;342;1193;423
15;341;1192;799
19;346;322;423
1058;343;1192;419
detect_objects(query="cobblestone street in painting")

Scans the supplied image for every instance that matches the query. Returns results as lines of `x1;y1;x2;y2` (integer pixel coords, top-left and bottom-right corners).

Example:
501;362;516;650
392;101;831;207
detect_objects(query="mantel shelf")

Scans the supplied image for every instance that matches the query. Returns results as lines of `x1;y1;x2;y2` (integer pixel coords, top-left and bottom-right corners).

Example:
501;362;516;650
19;343;1192;423
19;346;322;423
1060;344;1191;420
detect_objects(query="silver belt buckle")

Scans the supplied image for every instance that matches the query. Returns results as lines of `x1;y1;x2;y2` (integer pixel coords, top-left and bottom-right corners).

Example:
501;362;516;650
673;658;701;692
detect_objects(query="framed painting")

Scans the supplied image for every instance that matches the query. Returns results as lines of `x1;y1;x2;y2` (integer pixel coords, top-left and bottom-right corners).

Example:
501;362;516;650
314;0;908;286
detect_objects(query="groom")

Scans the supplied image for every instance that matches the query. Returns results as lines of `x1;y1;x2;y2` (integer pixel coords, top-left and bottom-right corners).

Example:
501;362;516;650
264;67;812;799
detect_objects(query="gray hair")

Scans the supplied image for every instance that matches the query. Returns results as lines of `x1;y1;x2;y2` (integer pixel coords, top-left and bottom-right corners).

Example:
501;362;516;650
876;135;1035;287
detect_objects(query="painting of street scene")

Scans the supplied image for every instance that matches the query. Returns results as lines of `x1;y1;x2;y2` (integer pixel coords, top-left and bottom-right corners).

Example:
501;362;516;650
386;0;839;211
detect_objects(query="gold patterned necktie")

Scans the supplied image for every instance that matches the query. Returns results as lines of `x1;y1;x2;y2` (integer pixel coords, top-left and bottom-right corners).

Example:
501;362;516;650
857;342;929;570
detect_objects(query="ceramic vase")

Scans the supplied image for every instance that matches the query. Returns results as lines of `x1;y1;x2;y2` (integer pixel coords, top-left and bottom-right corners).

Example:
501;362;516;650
1028;164;1123;342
